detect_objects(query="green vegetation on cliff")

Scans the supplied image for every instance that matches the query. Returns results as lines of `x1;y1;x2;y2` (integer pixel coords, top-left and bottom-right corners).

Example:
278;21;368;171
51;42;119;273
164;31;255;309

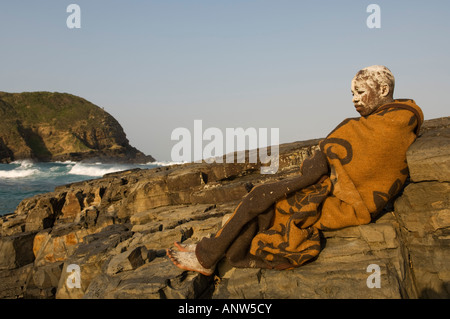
0;91;155;163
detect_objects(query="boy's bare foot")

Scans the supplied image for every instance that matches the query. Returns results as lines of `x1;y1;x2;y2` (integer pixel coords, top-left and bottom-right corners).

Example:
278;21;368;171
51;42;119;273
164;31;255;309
174;241;196;252
166;248;215;276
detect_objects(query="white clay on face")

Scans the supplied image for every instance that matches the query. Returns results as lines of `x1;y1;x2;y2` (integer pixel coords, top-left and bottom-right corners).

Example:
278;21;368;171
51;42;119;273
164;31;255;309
351;78;369;103
351;65;395;116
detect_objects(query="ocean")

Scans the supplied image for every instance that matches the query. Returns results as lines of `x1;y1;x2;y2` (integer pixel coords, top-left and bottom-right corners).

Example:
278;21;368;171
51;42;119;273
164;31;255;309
0;160;168;216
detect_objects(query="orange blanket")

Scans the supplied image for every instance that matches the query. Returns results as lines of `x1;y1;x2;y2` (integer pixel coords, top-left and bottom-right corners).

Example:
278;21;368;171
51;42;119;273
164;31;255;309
196;99;423;270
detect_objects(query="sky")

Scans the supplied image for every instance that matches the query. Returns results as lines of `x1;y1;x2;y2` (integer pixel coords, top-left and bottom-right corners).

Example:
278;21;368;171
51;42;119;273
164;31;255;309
0;0;449;161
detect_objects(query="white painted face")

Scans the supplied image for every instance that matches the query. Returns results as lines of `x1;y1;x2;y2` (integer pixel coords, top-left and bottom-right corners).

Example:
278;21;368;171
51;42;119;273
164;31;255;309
351;76;386;117
351;66;394;117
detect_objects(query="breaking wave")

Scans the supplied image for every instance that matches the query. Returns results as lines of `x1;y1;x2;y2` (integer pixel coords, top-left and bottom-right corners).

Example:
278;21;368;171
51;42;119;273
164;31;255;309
68;163;130;177
144;160;187;166
0;160;40;179
0;160;163;215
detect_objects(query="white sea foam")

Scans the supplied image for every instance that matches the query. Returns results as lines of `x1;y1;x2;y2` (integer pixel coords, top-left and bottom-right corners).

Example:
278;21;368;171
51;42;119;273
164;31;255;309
0;160;40;179
146;161;187;166
68;163;128;177
11;159;35;168
0;159;166;181
0;168;39;178
54;160;78;165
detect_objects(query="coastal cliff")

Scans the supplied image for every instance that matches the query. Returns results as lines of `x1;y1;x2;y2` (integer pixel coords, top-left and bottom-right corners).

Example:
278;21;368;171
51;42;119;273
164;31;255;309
0;117;449;299
0;91;154;164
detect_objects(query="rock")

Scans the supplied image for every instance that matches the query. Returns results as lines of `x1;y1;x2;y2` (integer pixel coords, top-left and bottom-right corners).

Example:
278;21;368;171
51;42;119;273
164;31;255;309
32;224;96;267
84;258;212;299
25;262;64;298
106;246;153;275
394;181;450;298
407;117;450;182
4;192;66;234
55;224;133;299
1;214;26;236
60;191;84;222
0;116;448;299
0;264;33;298
0;231;36;270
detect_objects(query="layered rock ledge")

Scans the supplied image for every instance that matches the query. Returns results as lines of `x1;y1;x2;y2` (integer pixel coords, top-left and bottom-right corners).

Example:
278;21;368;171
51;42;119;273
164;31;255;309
0;117;449;299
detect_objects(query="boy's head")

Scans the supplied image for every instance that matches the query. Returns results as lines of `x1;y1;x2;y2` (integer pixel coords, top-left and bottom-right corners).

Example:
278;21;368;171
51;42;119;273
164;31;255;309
351;65;395;116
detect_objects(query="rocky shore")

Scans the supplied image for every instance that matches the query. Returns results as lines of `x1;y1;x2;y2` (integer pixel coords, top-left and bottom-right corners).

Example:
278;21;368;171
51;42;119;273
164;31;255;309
0;116;449;299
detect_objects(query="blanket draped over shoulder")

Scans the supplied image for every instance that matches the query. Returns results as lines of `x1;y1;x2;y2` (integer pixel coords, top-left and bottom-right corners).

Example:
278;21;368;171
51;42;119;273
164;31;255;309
196;99;424;270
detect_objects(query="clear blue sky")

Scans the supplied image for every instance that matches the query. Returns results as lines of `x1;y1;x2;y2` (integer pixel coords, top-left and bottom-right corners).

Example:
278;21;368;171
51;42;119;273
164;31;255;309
1;1;449;161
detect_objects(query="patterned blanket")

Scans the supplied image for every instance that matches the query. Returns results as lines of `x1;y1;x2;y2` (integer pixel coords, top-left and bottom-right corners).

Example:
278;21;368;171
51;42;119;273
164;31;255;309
196;99;423;270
